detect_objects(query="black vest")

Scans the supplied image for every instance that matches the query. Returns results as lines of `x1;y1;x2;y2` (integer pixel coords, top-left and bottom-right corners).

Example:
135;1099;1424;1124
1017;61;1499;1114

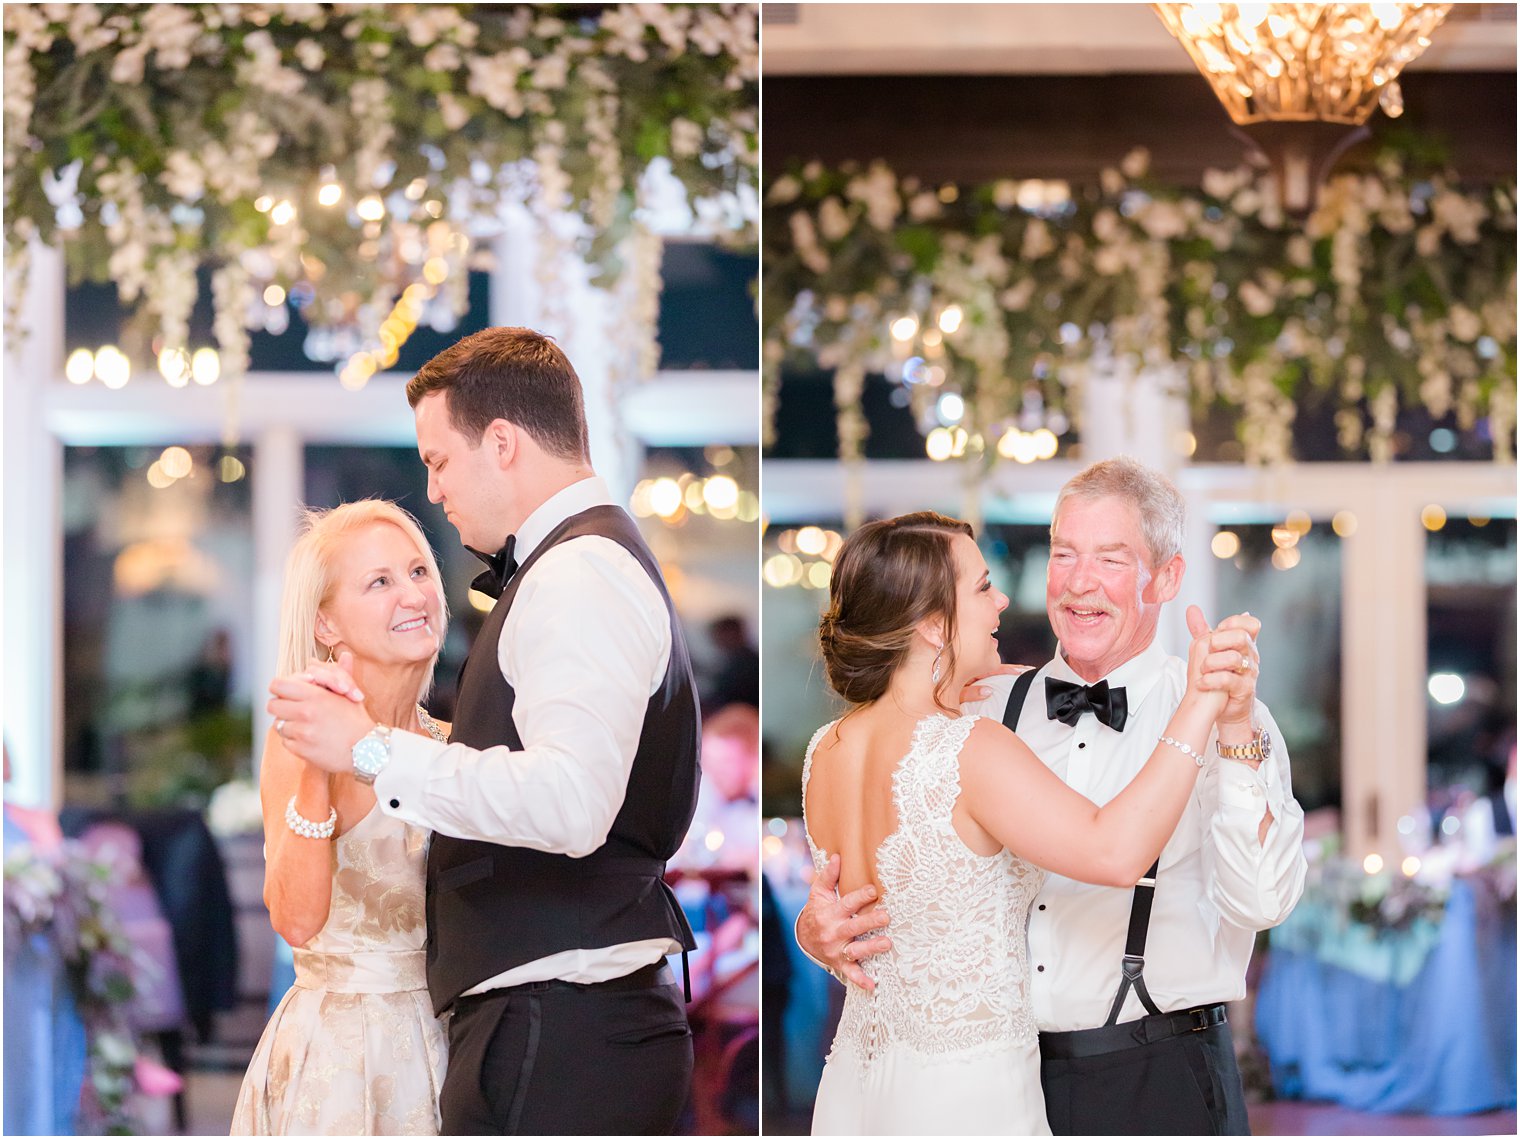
425;505;700;1014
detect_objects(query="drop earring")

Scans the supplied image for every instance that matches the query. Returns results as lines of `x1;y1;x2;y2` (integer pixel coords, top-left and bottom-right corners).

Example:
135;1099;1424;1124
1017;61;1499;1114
931;644;945;684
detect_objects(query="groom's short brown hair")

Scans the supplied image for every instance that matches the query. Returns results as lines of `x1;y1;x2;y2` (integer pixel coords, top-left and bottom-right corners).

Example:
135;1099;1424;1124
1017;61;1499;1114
406;327;591;463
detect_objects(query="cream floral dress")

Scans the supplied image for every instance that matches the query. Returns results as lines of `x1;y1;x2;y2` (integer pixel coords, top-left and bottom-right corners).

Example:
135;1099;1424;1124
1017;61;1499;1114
232;724;447;1135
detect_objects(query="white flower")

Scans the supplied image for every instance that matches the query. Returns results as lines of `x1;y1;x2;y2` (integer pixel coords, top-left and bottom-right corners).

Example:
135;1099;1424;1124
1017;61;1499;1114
790;211;829;275
1091;209;1122;243
437;92;471;132
1137;201;1186;241
670;117;704;159
160;151;205;201
817;197;852;242
237;30;304;96
140;4;201;70
844;162;901;231
1202;166;1246;200
1286;235;1313;269
1432;189;1487;244
766;175;802;206
1120;147;1151;180
1415;225;1441;258
999;278;1036;312
908;192;942;221
1239;280;1274;317
110;43;149;85
294;38;326;70
531;52;569;91
992;180;1019;209
1100;167;1124;195
467;50;530;117
1020;219;1055;261
1448;304;1482;343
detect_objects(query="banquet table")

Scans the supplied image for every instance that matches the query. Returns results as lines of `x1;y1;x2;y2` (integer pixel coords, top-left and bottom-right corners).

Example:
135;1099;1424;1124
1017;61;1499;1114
1255;874;1517;1114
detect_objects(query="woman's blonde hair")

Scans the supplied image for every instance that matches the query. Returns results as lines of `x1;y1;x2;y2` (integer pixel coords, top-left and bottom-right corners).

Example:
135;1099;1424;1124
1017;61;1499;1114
276;500;448;703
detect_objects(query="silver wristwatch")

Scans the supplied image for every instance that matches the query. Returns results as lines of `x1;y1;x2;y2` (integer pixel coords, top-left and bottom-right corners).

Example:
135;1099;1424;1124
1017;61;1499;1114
351;724;393;785
1216;726;1272;764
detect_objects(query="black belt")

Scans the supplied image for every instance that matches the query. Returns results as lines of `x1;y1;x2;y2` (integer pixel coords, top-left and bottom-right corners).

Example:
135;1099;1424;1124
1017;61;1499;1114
462;961;676;1000
1039;1003;1229;1060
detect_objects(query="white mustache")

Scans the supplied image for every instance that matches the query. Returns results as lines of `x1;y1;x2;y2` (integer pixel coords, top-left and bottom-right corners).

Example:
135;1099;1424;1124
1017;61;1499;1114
1058;592;1118;618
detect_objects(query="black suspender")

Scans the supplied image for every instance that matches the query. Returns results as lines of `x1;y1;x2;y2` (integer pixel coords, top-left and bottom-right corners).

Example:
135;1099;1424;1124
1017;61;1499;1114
1105;857;1163;1024
1001;668;1038;730
1002;665;1163;1027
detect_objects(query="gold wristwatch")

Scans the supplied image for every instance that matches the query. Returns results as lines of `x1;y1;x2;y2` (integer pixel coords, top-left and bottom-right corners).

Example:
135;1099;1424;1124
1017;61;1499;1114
1216;726;1272;763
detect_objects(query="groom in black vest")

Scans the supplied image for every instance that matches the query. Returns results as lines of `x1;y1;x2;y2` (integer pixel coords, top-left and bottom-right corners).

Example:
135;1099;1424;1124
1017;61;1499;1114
270;327;701;1134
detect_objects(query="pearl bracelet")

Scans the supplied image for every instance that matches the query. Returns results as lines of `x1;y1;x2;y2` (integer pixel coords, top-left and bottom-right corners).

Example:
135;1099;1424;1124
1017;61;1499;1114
1158;735;1207;767
285;796;337;840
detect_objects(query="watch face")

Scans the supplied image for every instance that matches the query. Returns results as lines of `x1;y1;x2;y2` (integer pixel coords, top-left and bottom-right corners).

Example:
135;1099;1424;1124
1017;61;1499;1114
1257;729;1272;762
353;734;388;776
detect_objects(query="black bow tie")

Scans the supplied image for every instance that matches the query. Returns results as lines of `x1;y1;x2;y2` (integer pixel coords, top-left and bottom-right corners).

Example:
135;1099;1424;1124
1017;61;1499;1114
1046;678;1128;732
468;536;518;600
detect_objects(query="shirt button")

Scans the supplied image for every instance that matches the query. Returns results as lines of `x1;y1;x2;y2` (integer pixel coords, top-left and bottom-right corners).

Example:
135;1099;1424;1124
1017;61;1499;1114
389;799;400;809
1036;964;1045;972
1078;742;1086;749
1038;904;1047;911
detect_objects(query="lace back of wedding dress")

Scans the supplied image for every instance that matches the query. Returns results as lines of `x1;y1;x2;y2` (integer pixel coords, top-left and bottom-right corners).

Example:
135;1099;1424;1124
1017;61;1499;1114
803;715;1044;1069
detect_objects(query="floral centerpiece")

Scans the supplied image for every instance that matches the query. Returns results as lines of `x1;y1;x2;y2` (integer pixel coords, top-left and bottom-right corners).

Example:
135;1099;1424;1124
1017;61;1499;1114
763;144;1515;467
5;3;758;385
4;839;143;1134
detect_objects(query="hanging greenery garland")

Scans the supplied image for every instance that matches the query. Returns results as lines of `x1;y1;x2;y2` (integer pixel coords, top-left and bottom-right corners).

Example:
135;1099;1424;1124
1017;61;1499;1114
762;143;1515;467
5;3;758;381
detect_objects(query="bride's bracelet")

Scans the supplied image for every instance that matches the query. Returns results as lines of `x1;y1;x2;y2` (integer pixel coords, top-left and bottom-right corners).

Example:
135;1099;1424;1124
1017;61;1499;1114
1158;735;1207;767
285;796;338;840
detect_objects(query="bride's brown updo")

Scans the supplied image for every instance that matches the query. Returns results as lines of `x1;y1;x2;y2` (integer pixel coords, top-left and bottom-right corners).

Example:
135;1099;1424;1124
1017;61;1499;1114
820;511;974;710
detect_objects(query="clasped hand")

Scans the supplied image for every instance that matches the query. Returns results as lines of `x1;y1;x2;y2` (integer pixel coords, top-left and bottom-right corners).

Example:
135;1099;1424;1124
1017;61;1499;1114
267;652;371;774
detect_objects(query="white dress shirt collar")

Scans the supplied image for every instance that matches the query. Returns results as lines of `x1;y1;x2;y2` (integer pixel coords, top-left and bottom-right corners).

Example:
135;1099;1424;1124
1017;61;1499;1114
1049;636;1172;716
513;476;615;564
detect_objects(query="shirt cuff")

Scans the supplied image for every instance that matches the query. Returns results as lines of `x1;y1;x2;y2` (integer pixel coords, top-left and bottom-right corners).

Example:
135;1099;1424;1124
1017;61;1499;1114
792;909;845;985
372;729;441;826
1216;757;1272;818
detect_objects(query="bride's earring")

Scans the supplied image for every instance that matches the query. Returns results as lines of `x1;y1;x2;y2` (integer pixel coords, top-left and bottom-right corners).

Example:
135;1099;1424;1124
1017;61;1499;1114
931;644;945;684
325;644;336;664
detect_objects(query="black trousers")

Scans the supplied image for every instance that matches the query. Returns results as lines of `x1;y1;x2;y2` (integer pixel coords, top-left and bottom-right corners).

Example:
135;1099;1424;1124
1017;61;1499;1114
1039;1019;1250;1136
439;969;693;1135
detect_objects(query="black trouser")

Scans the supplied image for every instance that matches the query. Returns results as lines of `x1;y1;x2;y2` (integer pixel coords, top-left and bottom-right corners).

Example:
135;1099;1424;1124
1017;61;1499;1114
1039;1009;1250;1136
440;964;693;1135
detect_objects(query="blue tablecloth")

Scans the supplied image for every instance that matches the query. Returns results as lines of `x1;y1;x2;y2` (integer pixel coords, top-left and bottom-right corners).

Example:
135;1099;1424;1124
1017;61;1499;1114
1256;877;1517;1114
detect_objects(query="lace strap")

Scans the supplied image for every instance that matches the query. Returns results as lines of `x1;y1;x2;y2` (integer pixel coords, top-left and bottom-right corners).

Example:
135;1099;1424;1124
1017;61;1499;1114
800;721;837;874
894;713;981;834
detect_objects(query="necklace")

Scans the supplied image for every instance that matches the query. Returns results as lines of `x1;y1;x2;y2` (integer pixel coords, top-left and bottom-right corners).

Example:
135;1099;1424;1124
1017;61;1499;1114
416;704;447;743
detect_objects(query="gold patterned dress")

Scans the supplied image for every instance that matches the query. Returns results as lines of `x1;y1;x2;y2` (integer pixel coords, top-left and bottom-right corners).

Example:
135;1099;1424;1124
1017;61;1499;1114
231;804;446;1135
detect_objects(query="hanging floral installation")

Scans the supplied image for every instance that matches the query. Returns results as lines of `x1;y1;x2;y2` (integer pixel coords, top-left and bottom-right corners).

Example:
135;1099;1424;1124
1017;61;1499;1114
5;3;757;389
762;143;1516;468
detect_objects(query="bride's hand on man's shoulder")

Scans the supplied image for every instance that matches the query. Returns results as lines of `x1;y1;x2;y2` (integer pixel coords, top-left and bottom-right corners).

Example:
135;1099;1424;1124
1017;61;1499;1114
959;663;1033;706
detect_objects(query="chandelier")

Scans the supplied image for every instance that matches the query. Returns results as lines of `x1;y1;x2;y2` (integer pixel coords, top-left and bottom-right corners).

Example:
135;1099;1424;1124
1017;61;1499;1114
1153;3;1453;212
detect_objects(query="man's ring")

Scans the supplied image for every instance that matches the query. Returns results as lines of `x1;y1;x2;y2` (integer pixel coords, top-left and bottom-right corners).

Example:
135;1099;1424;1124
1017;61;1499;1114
843;943;854;962
275;718;287;736
1235;657;1252;675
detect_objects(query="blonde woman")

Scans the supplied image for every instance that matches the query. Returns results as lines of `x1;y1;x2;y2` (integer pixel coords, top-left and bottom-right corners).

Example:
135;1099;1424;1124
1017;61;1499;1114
232;501;450;1136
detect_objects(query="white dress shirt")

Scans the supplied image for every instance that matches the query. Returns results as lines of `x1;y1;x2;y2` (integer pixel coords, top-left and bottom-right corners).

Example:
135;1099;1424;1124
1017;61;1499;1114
964;639;1307;1032
376;476;682;989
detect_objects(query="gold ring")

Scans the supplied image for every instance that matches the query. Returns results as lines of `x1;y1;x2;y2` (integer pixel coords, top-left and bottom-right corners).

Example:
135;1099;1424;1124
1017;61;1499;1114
275;718;287;735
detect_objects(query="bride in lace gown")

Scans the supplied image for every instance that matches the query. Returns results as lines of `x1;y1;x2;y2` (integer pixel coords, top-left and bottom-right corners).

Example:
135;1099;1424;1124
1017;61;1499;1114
803;512;1235;1135
232;502;451;1136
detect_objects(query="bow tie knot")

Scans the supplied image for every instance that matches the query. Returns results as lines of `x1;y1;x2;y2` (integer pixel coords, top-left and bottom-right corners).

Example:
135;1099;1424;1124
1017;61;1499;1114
469;536;519;600
1045;677;1128;732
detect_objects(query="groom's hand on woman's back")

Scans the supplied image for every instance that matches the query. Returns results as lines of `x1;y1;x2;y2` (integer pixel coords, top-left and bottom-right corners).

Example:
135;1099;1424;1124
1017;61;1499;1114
797;853;892;991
